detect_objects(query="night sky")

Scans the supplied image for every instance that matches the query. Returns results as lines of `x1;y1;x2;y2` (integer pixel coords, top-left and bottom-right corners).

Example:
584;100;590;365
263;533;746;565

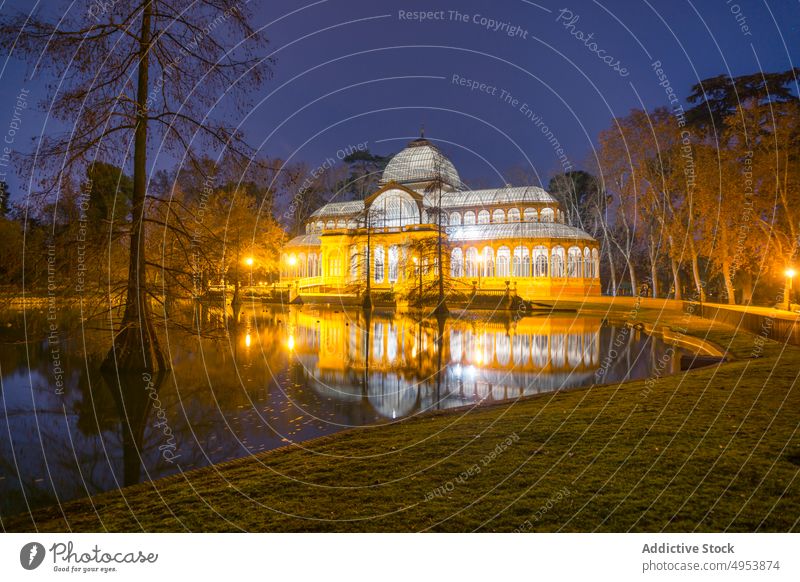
1;0;798;200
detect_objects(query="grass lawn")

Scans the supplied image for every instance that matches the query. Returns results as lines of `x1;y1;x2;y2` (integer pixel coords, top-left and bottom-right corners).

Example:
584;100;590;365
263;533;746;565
5;301;800;532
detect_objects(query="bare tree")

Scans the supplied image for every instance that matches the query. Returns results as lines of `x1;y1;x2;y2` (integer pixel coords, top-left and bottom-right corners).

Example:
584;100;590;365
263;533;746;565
1;1;271;371
424;149;452;316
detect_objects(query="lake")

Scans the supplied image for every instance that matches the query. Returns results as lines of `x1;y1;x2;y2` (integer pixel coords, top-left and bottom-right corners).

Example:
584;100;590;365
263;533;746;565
0;303;685;517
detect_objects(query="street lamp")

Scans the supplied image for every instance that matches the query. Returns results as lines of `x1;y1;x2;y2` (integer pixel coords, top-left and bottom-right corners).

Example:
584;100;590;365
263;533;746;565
785;268;796;310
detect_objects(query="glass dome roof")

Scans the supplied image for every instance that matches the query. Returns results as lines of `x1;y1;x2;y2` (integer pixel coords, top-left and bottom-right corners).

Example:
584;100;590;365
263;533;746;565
381;138;462;189
424;186;557;208
447;222;595;242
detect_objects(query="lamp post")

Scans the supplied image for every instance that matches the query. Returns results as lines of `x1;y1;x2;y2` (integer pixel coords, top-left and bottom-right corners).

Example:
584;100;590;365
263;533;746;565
784;268;796;311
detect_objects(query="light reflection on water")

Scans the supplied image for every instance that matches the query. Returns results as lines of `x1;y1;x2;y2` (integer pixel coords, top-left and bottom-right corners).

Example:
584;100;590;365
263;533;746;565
0;304;682;516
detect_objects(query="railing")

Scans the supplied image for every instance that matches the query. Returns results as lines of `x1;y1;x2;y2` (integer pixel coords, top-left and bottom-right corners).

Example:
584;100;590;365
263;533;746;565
295;276;324;289
695;302;800;347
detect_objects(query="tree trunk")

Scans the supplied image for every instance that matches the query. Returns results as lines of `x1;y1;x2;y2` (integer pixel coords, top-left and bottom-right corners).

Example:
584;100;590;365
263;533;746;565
605;243;617;296
740;271;753;304
722;259;736;305
670;257;682;301
103;2;166;373
627;256;638;297
648;234;659;298
688;238;706;302
650;259;659;299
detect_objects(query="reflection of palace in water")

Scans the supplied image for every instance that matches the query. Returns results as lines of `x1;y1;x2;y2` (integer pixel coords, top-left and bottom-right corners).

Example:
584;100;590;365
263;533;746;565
286;309;602;419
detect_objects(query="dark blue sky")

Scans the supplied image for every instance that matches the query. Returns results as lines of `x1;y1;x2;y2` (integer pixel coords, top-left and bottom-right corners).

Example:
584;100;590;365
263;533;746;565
1;0;798;199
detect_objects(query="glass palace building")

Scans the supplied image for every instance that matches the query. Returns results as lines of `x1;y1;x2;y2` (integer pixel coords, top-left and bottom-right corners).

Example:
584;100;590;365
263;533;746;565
281;136;600;299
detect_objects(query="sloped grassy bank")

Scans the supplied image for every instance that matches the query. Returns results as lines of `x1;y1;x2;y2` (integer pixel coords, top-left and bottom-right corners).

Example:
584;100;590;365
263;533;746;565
6;301;799;532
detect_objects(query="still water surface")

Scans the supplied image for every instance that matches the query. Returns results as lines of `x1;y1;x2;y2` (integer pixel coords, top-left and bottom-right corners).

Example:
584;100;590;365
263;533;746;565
0;304;684;517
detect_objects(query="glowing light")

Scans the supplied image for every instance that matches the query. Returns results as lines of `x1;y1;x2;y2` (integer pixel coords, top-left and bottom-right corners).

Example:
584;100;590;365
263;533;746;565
245;333;251;347
288;255;297;266
245;257;254;266
287;335;295;351
786;268;796;278
412;256;418;264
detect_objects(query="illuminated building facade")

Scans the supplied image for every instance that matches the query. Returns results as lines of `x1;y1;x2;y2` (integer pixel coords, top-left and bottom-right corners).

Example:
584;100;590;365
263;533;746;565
281;135;600;299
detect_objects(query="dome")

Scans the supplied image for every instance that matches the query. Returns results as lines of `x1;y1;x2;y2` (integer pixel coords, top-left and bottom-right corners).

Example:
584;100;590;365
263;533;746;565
381;138;462;189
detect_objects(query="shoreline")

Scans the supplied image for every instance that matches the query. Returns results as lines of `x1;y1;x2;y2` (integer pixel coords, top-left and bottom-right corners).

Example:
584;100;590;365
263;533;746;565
4;299;799;532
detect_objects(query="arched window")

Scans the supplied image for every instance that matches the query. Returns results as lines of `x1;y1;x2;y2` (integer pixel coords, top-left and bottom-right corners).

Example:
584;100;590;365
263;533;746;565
298;253;307;277
369;189;420;228
551;246;565;277
584;331;599;366
524;208;537;222
349;246;358;280
496;246;511;278
533;246;548;277
465;247;479;277
567;247;583;278
592;248;600;279
327;250;341;277
584;247;592;279
336;220;345;229
481;331;494;365
492;208;505;223
374;246;385;283
315;221;324;232
478;210;490;224
325;220;335;230
513;246;530;277
388;246;399;283
451;248;464;278
551;333;566;367
450;329;463;362
372;322;384;360
568;334;583;367
496;333;510;366
532;335;548;367
540;208;554;223
463;211;476;225
507;208;521;222
512;334;530;365
450;211;462;225
482;246;495;278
